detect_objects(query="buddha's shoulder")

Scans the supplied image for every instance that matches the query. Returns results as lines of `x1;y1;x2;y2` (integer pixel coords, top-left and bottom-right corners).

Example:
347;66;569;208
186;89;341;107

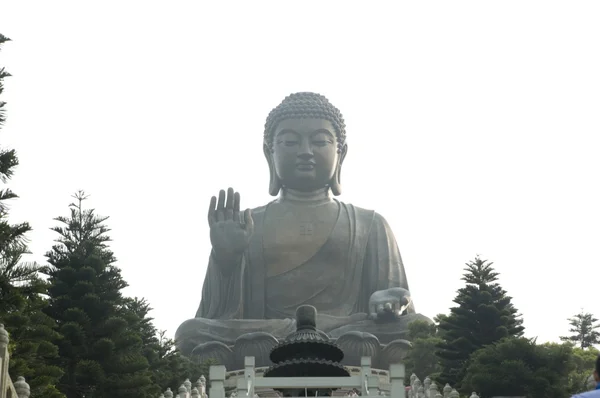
336;201;390;225
250;204;269;216
250;201;389;224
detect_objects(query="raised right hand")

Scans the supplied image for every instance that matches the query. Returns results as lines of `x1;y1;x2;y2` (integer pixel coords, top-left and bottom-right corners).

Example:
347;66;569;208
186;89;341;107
208;188;254;263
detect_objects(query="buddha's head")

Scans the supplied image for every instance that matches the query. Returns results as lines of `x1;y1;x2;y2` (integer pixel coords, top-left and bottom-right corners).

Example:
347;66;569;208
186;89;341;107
263;92;348;196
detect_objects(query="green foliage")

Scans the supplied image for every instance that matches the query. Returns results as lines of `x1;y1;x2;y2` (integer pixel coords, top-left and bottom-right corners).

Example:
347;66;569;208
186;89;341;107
0;34;12;129
404;320;442;383
560;311;600;349
43;191;155;397
3;277;66;398
567;346;599;394
121;297;214;394
0;33;31;291
436;256;524;387
461;338;574;398
152;331;215;393
0;33;65;397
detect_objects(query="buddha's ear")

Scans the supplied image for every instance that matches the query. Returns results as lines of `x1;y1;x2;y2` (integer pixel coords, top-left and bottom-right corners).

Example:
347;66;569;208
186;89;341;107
330;143;348;196
264;143;281;196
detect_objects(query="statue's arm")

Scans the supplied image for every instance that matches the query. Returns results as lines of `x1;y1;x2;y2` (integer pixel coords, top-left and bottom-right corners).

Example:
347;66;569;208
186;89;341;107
210;249;241;275
366;212;415;313
195;253;245;319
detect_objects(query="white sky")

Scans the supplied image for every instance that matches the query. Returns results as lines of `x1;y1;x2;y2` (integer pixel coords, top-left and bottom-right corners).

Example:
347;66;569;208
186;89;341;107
1;1;599;345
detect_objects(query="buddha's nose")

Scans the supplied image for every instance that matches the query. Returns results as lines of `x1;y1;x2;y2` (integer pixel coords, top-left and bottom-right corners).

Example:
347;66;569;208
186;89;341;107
298;141;314;159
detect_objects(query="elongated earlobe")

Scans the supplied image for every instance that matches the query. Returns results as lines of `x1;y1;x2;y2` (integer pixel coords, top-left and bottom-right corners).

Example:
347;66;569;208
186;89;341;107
330;167;342;196
264;144;281;196
330;144;348;196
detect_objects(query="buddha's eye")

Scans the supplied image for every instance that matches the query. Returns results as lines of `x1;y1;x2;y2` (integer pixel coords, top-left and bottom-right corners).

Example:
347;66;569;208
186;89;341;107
276;138;298;147
312;140;329;147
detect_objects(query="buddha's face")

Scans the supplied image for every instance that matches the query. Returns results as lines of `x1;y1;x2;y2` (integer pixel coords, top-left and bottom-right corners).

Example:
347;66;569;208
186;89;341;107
270;118;345;192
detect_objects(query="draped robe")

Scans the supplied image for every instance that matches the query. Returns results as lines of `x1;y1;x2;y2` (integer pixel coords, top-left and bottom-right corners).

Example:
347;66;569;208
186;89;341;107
175;200;416;355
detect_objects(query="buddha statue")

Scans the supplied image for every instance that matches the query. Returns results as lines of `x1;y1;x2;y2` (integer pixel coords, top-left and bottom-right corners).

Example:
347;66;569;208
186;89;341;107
175;92;431;369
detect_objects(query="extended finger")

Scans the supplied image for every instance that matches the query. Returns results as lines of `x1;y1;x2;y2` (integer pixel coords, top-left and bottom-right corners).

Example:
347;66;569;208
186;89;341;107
225;188;235;220
216;190;226;222
243;208;254;233
217;190;226;209
208;196;217;226
233;192;241;222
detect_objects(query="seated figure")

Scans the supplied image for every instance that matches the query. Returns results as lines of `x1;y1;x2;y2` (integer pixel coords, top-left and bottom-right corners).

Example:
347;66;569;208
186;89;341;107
175;92;431;368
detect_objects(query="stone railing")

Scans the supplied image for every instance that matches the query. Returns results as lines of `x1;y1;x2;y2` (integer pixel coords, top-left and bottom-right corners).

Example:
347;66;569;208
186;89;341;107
159;375;208;398
407;374;527;398
165;359;484;398
209;357;406;398
0;324;31;398
167;356;407;398
167;360;527;398
406;374;464;398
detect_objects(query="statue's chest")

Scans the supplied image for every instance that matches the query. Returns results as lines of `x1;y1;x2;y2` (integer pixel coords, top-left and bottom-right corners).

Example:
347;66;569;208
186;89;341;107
262;202;339;276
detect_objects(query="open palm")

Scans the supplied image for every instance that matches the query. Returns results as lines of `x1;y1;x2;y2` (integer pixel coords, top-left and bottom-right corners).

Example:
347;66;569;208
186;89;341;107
208;188;254;261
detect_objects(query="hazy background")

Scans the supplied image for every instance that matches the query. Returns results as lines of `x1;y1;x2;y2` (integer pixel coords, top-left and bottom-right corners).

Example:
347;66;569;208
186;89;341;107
1;1;599;343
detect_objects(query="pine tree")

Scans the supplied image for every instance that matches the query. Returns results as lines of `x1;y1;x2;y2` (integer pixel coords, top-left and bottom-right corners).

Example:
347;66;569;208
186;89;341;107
0;33;30;266
461;338;573;398
0;33;65;397
43;191;154;397
560;311;600;349
123;297;213;393
404;320;442;382
2;272;66;398
121;297;164;396
0;33;11;129
435;256;524;388
151;331;209;393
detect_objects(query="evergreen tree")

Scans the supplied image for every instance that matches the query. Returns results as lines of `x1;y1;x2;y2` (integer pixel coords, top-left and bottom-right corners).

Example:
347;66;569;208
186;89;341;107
0;33;11;129
461;338;573;398
0;33;30;268
122;297;213;393
560;311;600;349
2;273;66;398
122;297;161;368
404;320;442;383
122;297;167;396
43;191;154;397
568;346;600;394
435;256;524;388
0;33;65;397
153;331;215;393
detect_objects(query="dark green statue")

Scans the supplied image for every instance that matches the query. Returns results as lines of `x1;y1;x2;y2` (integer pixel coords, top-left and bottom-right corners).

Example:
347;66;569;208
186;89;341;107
175;93;431;368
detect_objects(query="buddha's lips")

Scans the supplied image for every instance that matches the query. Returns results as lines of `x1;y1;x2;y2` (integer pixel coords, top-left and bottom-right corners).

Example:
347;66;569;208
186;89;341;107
296;163;316;170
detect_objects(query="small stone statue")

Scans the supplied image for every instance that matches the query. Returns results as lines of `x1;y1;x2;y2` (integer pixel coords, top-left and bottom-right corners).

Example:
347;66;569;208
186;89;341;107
443;383;452;397
175;92;431;365
14;376;31;398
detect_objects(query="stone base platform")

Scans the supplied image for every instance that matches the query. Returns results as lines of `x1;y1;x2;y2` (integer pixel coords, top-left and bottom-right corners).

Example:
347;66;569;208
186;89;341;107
191;331;412;371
